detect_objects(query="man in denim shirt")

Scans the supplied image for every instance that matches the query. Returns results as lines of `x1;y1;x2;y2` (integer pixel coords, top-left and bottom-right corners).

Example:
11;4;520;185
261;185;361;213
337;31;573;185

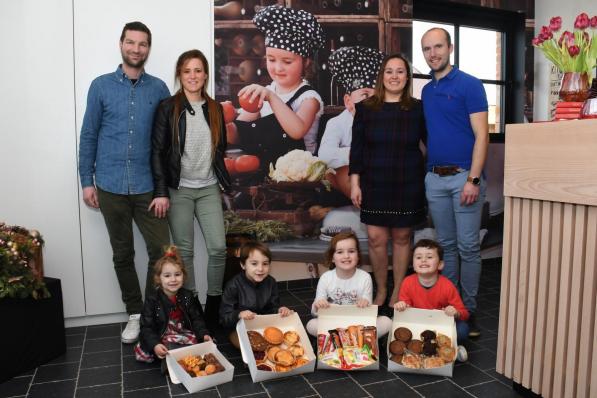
79;21;170;344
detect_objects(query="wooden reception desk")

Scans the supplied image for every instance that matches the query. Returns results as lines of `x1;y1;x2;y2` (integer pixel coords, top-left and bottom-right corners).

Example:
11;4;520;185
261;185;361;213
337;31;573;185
497;119;597;398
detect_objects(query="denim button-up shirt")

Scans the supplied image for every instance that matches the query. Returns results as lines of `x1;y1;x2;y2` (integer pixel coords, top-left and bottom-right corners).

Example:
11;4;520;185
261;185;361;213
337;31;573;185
78;65;170;194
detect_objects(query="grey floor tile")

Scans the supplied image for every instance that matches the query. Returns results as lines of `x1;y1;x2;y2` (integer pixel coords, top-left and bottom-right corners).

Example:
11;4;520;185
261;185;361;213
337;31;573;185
467;349;497;371
81;350;121;369
302;369;349;384
363;378;420;398
466;380;523;397
395;371;445;387
86;324;121;339
122;355;161;372
66;334;85;348
216;374;264;397
123;386;170;397
451;363;493;388
484;368;515;387
32;363;78;383
28;380;76;398
75;383;121;397
47;347;82;365
177;389;220;398
262;375;317;398
474;336;497;352
123;368;167;391
65;326;87;335
312;378;369;398
415;379;470;397
84;337;121;353
348;367;397;386
78;365;121;387
0;375;32;398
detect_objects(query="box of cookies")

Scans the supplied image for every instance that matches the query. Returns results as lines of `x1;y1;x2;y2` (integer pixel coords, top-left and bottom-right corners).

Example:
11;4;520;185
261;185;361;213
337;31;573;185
316;305;380;371
387;308;457;377
165;341;235;393
237;312;316;382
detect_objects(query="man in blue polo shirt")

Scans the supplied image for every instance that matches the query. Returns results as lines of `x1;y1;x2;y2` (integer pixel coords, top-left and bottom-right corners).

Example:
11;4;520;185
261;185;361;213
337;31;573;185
420;27;488;337
78;21;170;344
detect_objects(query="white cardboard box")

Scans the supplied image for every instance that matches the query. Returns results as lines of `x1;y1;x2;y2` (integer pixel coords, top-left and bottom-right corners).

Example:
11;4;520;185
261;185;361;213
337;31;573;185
387;308;457;377
166;341;235;393
237;312;316;382
316;304;379;371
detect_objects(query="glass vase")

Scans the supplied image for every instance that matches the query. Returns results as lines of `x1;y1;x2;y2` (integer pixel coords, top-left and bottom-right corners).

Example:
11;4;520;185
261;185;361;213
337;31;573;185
559;72;590;102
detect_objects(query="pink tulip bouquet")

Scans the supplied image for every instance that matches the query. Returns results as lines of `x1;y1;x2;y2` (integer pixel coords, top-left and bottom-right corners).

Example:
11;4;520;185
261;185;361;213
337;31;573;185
533;13;597;82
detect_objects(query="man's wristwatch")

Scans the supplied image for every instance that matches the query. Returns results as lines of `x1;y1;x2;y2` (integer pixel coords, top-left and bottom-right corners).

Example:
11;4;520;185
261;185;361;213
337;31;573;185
467;176;481;186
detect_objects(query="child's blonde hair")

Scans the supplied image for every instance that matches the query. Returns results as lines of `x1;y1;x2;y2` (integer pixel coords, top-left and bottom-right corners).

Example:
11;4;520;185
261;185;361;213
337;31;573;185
323;231;361;269
152;245;187;287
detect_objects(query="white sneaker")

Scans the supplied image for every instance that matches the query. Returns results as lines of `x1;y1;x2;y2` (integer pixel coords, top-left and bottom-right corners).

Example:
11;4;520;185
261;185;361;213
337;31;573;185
456;345;468;362
121;314;141;344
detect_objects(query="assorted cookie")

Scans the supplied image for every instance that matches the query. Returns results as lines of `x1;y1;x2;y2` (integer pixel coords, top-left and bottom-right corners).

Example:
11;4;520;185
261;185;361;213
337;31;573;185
389;327;455;369
249;327;310;372
177;353;225;377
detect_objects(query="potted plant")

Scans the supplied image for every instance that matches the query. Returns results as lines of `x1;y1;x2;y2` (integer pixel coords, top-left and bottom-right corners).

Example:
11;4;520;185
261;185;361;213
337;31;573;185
0;222;48;299
533;13;597;102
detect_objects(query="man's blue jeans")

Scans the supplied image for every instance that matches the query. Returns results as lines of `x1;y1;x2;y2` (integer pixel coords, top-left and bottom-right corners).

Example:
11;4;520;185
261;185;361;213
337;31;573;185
425;171;486;314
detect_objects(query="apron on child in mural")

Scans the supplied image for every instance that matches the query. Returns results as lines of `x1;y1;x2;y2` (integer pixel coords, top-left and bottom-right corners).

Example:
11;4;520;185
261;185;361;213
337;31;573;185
234;85;314;175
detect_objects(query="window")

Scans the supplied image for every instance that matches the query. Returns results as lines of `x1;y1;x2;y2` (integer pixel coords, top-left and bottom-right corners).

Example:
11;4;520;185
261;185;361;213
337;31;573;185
412;0;526;139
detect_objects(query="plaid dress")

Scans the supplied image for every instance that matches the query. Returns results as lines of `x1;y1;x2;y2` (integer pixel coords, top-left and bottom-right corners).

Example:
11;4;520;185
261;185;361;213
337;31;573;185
135;295;198;363
349;100;427;228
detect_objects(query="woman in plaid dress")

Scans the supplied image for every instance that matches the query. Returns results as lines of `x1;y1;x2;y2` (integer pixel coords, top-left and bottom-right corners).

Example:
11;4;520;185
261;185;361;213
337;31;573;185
349;54;427;308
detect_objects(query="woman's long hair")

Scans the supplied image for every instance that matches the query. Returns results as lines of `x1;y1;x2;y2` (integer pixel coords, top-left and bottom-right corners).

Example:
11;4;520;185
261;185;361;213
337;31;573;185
363;53;414;111
172;49;222;159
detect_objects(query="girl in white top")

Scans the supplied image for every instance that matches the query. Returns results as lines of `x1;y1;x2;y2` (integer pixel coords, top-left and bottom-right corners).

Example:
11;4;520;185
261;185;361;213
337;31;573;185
306;231;392;336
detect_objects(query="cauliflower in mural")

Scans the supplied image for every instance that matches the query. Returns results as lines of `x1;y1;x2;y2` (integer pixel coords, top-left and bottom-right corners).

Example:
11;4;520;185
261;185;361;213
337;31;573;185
269;149;334;183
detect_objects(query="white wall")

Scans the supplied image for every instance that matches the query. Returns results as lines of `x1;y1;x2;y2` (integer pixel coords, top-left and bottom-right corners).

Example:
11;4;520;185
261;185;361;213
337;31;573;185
533;0;597;121
0;0;214;322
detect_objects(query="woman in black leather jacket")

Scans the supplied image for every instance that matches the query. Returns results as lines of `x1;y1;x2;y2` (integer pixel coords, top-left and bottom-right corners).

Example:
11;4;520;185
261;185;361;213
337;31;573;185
151;49;231;324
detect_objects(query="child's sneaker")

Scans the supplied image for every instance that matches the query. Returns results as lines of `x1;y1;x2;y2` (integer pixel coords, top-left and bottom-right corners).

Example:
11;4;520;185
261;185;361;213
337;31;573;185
121;313;141;343
456;345;468;362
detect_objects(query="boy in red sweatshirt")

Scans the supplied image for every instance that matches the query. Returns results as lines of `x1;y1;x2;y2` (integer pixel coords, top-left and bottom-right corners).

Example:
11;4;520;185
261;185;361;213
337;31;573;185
394;239;469;361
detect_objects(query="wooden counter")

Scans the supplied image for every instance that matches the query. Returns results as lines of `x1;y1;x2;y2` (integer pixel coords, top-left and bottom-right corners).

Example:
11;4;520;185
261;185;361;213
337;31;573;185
497;119;597;398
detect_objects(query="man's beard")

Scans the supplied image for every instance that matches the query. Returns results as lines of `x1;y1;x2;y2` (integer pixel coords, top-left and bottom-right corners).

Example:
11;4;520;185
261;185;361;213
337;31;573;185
431;58;450;74
121;52;146;69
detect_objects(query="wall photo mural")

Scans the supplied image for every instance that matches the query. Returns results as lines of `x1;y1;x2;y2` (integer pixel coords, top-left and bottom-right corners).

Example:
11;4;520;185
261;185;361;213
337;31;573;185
213;0;534;252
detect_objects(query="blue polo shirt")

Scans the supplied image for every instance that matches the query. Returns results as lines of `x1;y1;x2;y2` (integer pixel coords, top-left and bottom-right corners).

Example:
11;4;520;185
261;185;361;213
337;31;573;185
421;66;487;170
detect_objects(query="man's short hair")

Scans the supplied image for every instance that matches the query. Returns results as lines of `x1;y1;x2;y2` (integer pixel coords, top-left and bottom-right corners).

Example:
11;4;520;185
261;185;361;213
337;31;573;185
120;21;152;46
425;27;452;47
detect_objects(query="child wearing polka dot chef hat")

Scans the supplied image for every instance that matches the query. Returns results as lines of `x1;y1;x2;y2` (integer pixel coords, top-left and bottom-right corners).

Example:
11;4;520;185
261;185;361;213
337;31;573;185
318;46;385;198
233;5;325;175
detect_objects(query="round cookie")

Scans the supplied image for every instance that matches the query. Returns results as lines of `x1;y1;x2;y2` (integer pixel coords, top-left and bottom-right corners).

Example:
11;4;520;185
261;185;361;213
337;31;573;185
436;333;452;348
407;339;424;354
390;353;403;364
248;330;269;351
264;327;284;345
438;346;456;362
390;339;406;355
422;341;438;356
284;330;300;346
423;356;445;368
420;330;436;342
394;327;413;342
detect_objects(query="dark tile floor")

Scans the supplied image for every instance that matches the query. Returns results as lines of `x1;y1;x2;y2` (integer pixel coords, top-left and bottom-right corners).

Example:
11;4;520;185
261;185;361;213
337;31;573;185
1;258;524;398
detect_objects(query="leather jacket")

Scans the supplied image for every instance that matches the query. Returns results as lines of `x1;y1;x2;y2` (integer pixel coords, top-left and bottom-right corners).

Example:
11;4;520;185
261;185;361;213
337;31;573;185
219;272;281;328
139;287;210;354
151;94;231;197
